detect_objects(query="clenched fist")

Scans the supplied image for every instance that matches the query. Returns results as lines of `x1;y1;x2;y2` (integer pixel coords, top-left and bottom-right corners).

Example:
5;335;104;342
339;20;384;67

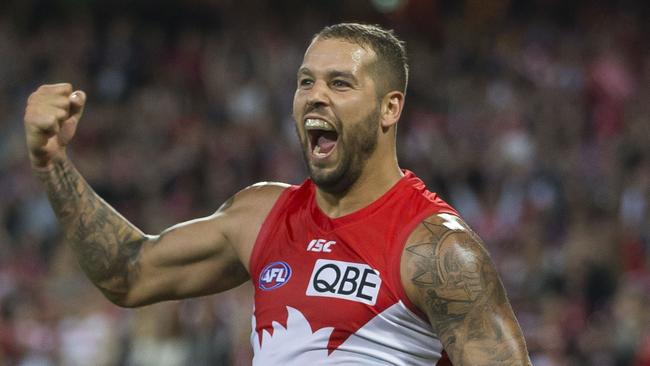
24;83;86;168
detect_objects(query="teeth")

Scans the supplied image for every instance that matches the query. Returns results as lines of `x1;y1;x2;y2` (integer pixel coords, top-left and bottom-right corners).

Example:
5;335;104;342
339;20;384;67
313;145;331;157
305;118;335;131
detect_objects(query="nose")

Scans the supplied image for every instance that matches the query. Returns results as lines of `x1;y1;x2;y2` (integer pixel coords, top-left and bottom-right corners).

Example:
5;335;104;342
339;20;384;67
305;80;330;109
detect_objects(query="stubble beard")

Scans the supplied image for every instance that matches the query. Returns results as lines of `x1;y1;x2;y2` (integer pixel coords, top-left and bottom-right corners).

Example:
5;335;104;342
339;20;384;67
299;107;380;195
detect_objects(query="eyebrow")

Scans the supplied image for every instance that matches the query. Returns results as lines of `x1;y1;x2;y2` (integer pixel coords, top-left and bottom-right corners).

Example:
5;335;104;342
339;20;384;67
297;67;358;82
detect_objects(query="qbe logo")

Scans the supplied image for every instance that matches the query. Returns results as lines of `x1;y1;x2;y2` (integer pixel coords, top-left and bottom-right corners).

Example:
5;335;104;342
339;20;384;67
259;261;292;291
306;259;381;305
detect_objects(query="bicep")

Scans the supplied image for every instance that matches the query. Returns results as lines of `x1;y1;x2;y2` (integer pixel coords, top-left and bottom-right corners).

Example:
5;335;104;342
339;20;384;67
401;216;530;365
132;213;250;305
122;182;287;307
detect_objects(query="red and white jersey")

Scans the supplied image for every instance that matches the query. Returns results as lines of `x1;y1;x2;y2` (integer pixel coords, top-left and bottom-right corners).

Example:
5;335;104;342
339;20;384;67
249;171;457;365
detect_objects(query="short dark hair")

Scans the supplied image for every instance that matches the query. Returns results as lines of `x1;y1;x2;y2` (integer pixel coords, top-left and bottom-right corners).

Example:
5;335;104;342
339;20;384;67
313;23;408;96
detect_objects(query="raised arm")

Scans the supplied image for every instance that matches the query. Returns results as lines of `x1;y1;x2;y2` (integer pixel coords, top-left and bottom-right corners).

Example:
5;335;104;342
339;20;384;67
24;84;283;307
401;213;531;365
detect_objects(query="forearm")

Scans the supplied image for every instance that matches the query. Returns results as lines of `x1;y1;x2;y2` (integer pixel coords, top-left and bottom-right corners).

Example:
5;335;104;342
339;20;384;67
35;157;149;303
438;305;531;365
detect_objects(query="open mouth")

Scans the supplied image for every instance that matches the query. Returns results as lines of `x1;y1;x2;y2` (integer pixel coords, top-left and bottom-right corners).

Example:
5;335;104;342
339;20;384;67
305;118;339;159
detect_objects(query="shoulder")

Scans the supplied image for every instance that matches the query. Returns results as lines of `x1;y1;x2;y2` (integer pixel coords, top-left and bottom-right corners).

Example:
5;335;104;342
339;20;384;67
216;181;291;216
397;171;459;217
211;181;292;238
212;182;292;270
403;213;478;250
400;212;498;313
238;181;291;201
238;181;292;199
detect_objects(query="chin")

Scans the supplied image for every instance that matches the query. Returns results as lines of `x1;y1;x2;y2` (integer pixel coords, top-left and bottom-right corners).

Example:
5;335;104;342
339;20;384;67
308;161;360;195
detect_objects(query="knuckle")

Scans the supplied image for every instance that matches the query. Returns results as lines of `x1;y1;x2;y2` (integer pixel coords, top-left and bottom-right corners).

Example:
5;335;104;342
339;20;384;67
32;114;57;128
37;83;72;94
47;114;59;125
60;83;73;93
56;109;68;119
24;109;40;124
52;96;69;108
28;91;44;104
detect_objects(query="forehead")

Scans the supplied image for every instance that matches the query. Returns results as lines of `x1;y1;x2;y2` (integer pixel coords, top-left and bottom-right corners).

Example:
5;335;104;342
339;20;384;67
299;38;376;74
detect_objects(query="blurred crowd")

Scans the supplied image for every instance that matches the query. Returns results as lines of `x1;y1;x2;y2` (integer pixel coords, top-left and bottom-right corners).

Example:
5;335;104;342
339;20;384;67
0;0;648;365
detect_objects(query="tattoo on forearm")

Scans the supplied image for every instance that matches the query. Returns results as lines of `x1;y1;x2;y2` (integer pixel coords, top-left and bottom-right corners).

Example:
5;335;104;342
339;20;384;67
405;220;529;365
37;159;146;301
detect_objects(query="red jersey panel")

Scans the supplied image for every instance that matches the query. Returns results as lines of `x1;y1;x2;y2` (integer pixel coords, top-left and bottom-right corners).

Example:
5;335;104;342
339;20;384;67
249;171;458;365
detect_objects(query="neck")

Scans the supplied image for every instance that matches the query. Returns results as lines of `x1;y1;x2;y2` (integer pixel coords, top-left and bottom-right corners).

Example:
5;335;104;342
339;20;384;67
315;154;403;218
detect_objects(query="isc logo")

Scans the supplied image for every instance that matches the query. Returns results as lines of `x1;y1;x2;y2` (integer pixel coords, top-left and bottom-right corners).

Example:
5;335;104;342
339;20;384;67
306;259;381;305
306;239;336;253
259;261;292;291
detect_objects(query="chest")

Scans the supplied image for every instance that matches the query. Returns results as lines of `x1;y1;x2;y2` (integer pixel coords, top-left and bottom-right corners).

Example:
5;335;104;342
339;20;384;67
252;220;403;340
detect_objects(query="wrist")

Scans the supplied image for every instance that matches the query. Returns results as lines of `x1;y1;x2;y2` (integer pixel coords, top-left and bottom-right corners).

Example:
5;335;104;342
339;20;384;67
30;151;68;173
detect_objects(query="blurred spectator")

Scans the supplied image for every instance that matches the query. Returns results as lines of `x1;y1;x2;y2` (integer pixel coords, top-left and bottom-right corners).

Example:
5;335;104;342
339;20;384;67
0;0;648;365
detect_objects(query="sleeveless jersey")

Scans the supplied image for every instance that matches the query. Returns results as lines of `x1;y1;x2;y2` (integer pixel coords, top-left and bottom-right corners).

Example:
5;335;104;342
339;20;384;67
249;171;458;365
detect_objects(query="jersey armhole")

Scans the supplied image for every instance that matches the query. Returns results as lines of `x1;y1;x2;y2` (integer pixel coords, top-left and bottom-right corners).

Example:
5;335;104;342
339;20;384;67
248;186;296;284
388;208;461;322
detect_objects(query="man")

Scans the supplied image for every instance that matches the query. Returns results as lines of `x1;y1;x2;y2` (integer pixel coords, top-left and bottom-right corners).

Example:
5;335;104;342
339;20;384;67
24;23;531;365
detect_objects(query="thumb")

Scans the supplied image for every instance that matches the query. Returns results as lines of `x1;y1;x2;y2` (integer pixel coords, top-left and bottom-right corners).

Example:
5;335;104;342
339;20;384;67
58;90;86;146
68;90;86;124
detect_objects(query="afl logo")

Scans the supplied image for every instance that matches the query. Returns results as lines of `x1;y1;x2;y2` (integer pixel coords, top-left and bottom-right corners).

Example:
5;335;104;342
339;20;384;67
259;261;292;291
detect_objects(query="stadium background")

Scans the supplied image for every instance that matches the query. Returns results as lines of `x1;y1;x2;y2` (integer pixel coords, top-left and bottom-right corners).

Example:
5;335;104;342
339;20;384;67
0;0;648;365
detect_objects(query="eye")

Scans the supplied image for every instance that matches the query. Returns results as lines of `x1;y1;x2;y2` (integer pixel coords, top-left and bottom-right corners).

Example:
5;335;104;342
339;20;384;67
299;78;314;88
331;79;351;89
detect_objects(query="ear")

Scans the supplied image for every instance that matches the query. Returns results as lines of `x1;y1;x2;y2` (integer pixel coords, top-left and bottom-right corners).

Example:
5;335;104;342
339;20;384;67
380;91;405;129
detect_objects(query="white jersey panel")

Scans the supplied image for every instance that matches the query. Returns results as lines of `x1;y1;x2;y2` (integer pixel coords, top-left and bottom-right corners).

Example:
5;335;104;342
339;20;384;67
251;302;443;365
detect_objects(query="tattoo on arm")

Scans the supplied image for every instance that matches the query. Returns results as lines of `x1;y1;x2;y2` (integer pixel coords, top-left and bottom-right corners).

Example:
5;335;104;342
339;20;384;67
36;159;148;302
405;220;530;365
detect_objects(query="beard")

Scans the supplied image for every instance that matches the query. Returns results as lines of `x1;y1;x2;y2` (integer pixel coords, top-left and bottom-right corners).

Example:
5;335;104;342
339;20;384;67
299;107;380;195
